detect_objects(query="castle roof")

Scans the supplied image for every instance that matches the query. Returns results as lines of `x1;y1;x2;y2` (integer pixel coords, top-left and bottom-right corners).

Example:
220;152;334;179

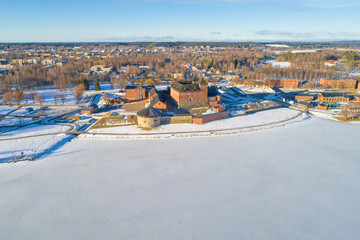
137;107;162;117
171;81;200;92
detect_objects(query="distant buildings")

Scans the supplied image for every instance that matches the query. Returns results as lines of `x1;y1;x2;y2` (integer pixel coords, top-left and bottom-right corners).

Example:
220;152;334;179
319;78;357;89
265;78;299;88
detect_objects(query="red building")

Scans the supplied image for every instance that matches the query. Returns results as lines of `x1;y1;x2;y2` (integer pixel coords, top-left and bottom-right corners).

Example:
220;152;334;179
170;81;208;109
125;85;147;100
265;78;299;88
295;94;315;101
319;78;357;89
149;88;167;110
317;92;350;102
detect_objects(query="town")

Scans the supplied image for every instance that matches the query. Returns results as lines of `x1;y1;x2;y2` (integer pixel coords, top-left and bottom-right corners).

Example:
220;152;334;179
0;42;360;162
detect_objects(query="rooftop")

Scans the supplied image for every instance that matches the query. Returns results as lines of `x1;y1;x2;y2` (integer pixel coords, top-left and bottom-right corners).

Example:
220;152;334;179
171;81;200;92
137;107;162;117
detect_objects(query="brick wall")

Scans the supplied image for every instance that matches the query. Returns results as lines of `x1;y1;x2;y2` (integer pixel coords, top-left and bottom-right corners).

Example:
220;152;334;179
192;111;229;124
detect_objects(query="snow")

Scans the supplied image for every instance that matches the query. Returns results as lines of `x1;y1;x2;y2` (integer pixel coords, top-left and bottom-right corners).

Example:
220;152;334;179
237;86;273;93
89;108;301;135
0;117;34;127
0;106;16;115
0;117;360;239
264;60;291;68
0;124;71;162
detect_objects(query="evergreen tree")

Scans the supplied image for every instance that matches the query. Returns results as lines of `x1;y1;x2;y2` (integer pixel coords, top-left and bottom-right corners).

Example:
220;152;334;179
95;79;101;91
80;78;90;90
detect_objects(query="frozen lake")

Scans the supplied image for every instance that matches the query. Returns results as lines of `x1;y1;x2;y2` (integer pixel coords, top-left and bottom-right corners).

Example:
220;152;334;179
0;116;360;240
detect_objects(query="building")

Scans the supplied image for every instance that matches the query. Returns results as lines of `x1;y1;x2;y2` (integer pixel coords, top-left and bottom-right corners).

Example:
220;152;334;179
295;94;315;101
81;104;98;115
265;78;299;88
137;107;162;128
125;85;147;100
319;78;357;89
148;88;167;110
170;81;208;109
297;102;313;109
317;92;350;102
208;86;222;107
318;104;328;110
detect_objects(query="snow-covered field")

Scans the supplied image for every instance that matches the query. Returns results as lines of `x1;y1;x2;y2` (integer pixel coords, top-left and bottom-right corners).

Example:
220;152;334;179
0;124;71;162
0;117;359;239
89;108;300;135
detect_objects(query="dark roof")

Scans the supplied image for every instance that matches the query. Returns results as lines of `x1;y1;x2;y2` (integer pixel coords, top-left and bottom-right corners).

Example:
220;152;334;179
321;78;355;81
149;88;157;97
137;107;162;117
267;77;298;80
319;92;349;97
208;86;218;97
125;85;142;90
270;87;284;94
150;95;166;107
171;81;200;92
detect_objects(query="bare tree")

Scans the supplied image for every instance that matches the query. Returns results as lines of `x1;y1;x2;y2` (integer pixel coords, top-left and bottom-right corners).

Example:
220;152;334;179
13;89;24;105
52;92;59;105
3;91;13;106
60;90;67;104
73;83;86;103
34;92;45;106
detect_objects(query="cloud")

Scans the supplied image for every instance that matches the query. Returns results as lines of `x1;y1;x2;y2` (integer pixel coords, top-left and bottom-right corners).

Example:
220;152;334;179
209;32;221;35
253;30;360;40
99;36;177;42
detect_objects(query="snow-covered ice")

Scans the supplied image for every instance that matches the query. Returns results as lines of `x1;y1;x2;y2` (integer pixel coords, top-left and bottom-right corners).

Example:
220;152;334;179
0;117;360;239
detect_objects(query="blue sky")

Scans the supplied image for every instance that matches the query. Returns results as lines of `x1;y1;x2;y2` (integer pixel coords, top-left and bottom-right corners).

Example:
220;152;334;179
1;0;359;42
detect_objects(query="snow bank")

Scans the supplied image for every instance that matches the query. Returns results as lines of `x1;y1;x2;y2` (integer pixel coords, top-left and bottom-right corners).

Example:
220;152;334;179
89;108;300;135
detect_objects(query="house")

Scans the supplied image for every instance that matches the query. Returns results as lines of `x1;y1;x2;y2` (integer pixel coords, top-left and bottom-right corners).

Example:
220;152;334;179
265;78;299;88
317;92;350;102
170;80;208;109
137;107;162;128
81;104;98;115
297;101;313;109
319;78;357;89
295;94;315;101
324;60;337;67
318;104;328;110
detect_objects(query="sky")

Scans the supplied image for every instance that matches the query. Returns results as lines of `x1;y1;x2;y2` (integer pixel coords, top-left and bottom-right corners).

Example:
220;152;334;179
1;0;359;42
